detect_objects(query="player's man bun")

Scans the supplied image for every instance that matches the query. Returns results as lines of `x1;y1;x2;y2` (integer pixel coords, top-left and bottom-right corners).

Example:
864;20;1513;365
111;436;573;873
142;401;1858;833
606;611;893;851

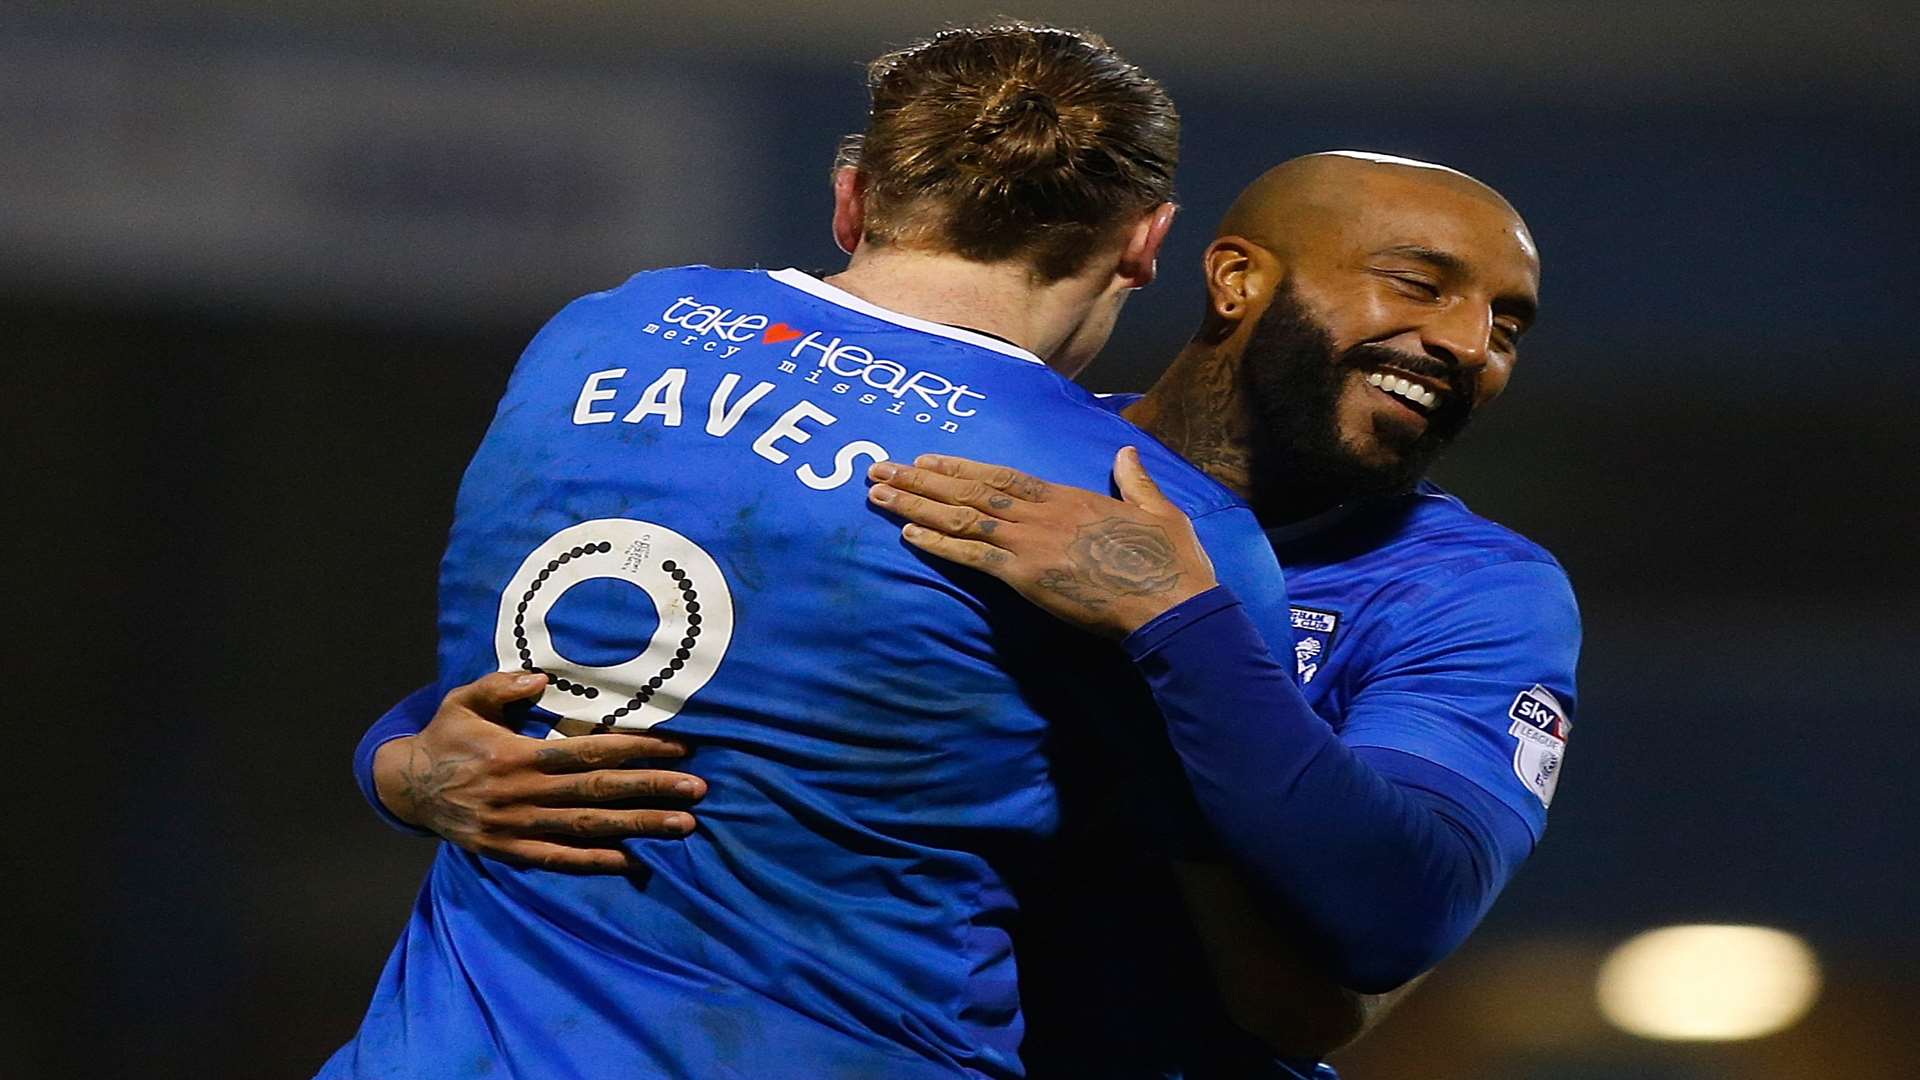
963;81;1069;171
846;22;1179;281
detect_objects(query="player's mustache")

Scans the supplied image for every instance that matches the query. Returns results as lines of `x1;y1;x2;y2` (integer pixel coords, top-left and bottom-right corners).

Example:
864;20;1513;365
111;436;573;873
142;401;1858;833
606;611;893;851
1343;344;1475;406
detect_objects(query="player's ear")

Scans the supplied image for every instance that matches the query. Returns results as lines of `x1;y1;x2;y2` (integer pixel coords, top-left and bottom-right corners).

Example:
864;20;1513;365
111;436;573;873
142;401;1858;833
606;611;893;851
832;167;869;255
1116;201;1178;289
1201;236;1271;331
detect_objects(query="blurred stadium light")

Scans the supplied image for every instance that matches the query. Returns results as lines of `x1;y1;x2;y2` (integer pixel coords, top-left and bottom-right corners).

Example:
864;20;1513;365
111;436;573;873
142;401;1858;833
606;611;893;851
1597;925;1821;1042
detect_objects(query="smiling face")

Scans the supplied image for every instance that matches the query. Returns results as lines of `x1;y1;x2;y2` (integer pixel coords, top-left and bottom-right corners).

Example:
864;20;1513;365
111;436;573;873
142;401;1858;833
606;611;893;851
1217;156;1541;503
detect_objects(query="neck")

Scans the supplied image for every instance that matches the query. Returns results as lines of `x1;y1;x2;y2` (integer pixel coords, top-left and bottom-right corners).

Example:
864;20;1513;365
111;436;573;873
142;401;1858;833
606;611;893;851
1124;339;1347;527
1125;338;1256;498
824;246;1105;364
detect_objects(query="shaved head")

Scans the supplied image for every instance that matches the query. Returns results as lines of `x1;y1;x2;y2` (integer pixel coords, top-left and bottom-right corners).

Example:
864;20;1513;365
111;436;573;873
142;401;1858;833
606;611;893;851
1219;151;1533;261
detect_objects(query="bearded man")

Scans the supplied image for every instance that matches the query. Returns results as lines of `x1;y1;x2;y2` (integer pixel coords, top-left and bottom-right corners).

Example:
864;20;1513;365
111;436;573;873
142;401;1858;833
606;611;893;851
353;151;1578;1078
869;150;1578;1070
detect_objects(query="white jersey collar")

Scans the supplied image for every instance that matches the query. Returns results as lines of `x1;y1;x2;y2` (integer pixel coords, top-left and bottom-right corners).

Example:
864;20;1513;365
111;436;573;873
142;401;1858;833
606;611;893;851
767;268;1046;367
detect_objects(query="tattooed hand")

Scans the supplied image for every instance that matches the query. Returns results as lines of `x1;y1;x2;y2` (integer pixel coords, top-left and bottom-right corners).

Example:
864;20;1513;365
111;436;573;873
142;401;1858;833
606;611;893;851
373;672;707;873
867;448;1219;639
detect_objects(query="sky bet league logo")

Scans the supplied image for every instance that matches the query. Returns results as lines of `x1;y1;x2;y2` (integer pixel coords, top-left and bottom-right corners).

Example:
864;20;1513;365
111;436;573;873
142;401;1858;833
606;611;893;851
1507;685;1570;807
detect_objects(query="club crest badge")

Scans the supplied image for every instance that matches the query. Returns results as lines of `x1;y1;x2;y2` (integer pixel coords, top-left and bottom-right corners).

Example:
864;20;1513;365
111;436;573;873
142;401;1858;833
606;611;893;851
1507;685;1571;807
1289;606;1341;684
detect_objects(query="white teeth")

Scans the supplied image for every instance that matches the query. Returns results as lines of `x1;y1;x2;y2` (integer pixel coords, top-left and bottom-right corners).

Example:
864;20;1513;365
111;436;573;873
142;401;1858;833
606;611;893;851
1367;365;1443;407
1368;369;1439;411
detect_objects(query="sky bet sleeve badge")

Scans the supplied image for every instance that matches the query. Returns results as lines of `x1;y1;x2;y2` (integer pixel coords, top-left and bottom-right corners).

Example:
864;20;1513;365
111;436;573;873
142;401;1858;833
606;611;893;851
1508;684;1571;807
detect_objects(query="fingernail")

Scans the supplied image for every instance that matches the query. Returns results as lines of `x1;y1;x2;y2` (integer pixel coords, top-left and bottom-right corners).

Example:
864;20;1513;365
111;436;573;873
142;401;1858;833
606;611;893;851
915;454;942;468
674;779;700;796
513;673;544;688
868;461;898;481
666;814;693;832
869;484;896;504
902;524;926;540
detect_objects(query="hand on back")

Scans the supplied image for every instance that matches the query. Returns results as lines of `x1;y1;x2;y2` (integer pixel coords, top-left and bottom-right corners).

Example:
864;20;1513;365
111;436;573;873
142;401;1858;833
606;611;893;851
373;672;706;873
867;447;1219;640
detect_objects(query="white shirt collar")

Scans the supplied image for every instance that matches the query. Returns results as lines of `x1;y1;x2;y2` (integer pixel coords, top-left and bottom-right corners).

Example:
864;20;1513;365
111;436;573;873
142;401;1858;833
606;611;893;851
767;268;1046;367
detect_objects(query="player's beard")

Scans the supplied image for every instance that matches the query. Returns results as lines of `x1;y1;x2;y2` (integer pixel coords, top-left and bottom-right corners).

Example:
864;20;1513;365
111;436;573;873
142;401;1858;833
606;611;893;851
1242;283;1474;519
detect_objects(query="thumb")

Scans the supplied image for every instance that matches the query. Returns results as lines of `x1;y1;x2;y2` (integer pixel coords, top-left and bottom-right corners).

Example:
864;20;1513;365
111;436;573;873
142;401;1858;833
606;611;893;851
1114;447;1174;513
452;670;549;720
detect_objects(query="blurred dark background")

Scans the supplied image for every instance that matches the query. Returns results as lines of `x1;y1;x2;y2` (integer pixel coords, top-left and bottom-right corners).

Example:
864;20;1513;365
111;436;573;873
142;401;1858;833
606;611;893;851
7;3;1916;1077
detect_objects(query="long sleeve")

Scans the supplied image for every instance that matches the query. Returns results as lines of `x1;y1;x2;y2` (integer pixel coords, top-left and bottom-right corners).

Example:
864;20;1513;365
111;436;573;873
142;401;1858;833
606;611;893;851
352;683;440;836
1123;582;1554;993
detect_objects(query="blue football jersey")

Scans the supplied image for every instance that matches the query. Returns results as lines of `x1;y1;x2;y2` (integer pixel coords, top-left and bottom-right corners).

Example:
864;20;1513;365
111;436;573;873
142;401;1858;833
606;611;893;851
1046;393;1579;1080
1269;484;1580;840
321;268;1294;1080
1089;391;1579;839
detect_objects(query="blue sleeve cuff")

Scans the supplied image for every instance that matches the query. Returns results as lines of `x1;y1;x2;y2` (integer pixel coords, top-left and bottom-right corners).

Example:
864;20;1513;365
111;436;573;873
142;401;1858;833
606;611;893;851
1122;585;1245;663
352;685;440;837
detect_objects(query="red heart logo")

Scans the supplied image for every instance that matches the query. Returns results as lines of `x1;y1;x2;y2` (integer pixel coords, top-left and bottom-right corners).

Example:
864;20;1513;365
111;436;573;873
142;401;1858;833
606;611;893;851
762;322;804;345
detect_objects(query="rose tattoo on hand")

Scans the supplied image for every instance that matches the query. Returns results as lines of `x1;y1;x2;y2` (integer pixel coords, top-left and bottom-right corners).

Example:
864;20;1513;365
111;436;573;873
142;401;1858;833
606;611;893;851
1057;517;1182;598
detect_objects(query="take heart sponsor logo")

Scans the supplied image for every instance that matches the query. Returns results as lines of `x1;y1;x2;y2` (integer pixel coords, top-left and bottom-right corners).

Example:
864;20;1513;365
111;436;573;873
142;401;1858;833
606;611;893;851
644;289;988;427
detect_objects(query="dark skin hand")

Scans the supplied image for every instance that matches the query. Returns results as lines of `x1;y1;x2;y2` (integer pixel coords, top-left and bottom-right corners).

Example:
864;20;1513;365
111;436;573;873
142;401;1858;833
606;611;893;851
372;671;707;873
867;447;1217;639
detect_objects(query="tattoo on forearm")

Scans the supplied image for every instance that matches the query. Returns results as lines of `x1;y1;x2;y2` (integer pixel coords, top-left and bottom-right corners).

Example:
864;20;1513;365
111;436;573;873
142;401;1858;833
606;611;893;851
398;742;480;834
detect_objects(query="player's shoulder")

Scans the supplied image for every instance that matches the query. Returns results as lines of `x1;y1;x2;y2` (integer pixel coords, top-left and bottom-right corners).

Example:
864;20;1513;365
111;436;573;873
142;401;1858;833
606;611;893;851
1289;481;1565;580
1400;482;1566;576
1373;483;1578;631
1011;389;1245;519
1282;480;1573;626
1063;396;1251;521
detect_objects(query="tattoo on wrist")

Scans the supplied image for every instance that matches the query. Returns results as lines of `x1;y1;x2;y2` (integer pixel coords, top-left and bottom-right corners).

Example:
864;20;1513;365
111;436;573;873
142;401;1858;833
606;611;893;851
397;742;479;834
